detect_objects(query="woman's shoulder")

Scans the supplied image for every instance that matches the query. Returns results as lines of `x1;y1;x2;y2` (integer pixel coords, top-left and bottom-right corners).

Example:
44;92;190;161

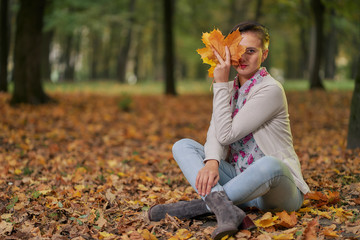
254;74;284;93
249;75;285;102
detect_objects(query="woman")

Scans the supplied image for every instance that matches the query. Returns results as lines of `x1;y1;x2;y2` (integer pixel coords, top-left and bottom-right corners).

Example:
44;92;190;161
148;21;310;240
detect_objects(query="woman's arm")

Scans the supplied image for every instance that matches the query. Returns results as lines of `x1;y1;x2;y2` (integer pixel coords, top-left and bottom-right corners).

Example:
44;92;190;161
213;83;284;145
204;117;228;162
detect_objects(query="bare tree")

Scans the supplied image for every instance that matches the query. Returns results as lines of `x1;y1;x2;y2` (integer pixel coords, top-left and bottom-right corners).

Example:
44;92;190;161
163;0;176;95
308;0;325;89
0;0;10;92
117;0;136;83
11;0;52;105
347;29;360;149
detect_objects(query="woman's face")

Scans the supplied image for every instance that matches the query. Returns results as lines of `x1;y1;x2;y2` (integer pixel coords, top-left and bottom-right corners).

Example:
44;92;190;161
234;32;268;81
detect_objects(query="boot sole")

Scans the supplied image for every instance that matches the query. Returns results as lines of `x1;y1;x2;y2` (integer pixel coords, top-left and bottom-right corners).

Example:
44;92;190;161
212;229;238;240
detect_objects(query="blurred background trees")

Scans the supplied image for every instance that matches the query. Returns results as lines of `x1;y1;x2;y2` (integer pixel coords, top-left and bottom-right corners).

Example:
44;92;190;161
0;0;359;95
0;0;359;147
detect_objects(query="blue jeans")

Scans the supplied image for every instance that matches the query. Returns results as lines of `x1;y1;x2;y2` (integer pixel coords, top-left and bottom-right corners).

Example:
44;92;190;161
172;139;304;212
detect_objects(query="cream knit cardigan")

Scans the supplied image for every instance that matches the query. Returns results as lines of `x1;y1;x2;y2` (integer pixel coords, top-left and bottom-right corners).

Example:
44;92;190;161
204;74;310;194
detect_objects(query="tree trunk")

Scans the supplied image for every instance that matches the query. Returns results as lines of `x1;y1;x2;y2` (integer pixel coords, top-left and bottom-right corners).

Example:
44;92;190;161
228;0;250;30
163;0;176;95
347;56;360;149
324;9;337;80
117;0;136;83
41;30;54;82
41;0;54;82
254;0;263;21
350;38;358;79
284;40;296;79
90;33;100;80
299;0;309;79
151;1;162;81
103;28;115;80
347;18;360;149
0;0;10;92
308;0;325;89
11;0;52;105
63;34;75;81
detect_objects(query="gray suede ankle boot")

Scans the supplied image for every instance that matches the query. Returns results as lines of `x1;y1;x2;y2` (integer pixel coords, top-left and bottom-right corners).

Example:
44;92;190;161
205;191;245;240
148;199;211;221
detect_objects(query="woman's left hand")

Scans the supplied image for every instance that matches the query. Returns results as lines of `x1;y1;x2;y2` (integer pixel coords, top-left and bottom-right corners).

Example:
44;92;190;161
213;46;231;83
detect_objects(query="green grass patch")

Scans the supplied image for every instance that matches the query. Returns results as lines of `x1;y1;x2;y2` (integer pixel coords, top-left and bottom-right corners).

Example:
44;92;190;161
283;79;355;91
7;78;355;96
43;79;212;95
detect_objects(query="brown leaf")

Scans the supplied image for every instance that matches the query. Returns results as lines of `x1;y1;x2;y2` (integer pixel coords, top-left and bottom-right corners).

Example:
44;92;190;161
303;218;319;240
276;211;297;228
0;221;13;235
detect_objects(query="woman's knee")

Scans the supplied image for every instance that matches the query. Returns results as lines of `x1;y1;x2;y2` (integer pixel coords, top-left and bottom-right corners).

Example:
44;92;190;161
255;156;287;176
172;138;199;154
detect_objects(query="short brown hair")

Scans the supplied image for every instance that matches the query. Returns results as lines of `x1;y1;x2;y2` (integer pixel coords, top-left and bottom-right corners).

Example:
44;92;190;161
230;21;270;50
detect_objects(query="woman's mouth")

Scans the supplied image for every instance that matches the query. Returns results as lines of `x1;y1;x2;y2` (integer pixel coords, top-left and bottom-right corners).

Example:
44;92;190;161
240;64;247;69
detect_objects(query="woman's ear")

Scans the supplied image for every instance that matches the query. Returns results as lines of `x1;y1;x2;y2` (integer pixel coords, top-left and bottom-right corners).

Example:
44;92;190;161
261;49;269;63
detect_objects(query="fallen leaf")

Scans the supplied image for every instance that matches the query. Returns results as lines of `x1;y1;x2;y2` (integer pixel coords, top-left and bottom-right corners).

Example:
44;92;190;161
141;229;157;240
272;233;294;239
276;211;297;228
0;221;13;235
303;218;319;240
255;212;279;228
256;234;272;240
322;224;340;238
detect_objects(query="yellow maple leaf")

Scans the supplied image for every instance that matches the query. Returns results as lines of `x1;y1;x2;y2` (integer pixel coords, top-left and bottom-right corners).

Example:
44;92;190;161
141;229;158;240
311;209;332;219
255;212;279;228
322;224;340;238
329;206;353;222
272;233;294;240
299;207;312;213
196;28;246;78
99;231;114;239
176;229;192;239
138;184;149;191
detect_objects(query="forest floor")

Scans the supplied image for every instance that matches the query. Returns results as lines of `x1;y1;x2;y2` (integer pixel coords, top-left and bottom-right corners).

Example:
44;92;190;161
0;90;359;239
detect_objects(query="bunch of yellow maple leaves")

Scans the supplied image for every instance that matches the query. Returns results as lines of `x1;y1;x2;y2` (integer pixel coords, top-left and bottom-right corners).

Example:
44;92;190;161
197;29;246;77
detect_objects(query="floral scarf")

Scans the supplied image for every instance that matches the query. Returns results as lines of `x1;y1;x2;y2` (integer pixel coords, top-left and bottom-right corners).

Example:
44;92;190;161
229;67;268;174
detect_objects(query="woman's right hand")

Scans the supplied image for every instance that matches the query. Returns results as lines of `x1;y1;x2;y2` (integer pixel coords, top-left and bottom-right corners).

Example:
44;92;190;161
196;160;220;196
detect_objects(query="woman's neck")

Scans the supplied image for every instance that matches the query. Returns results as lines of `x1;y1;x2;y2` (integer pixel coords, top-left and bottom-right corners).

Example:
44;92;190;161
237;68;261;86
237;75;248;86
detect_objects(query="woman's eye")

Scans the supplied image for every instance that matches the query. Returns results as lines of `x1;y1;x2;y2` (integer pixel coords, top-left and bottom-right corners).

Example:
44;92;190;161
247;49;256;54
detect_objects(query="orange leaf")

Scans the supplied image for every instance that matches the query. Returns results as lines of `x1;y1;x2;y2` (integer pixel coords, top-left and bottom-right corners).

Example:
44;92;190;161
276;211;297;228
305;191;327;201
196;28;245;78
303;218;319;240
224;30;245;65
322;224;340;238
326;191;340;204
208;29;226;59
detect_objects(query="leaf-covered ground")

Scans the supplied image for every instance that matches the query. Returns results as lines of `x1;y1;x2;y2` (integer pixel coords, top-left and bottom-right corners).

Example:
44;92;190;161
0;90;359;240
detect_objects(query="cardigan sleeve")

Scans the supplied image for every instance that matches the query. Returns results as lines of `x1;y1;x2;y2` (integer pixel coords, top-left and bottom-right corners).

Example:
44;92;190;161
204;116;228;162
212;81;284;146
